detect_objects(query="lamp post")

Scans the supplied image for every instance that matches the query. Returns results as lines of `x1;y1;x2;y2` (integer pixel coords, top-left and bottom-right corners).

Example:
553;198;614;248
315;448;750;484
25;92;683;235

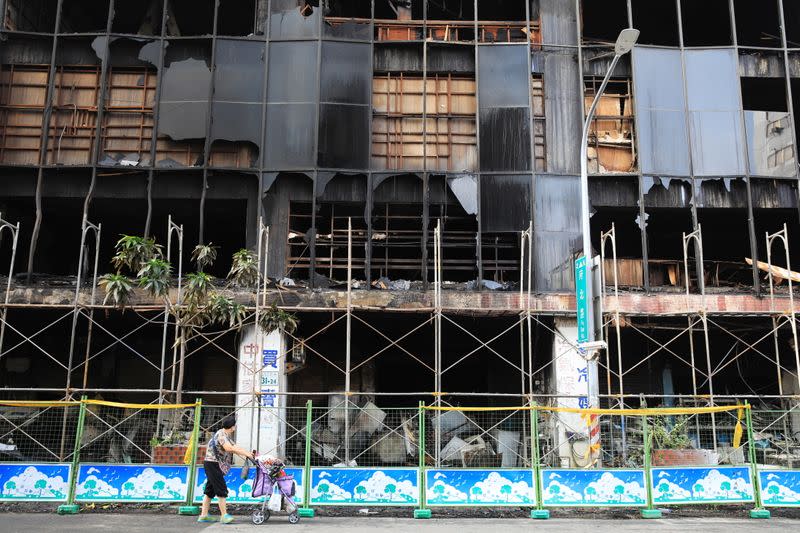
579;28;639;350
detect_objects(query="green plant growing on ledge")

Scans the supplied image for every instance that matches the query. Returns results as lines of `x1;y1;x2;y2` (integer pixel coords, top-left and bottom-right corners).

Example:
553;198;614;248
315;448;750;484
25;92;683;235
99;236;300;407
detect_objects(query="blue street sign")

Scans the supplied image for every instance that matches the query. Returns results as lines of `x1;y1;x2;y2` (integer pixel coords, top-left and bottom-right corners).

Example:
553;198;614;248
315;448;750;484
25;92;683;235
575;256;589;343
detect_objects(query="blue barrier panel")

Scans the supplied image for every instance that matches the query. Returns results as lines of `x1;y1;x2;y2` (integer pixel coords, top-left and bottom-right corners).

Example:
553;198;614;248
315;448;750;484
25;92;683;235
759;470;800;507
650;466;754;505
193;466;304;505
310;467;419;506
425;469;535;507
0;463;71;502
75;464;190;503
540;469;646;507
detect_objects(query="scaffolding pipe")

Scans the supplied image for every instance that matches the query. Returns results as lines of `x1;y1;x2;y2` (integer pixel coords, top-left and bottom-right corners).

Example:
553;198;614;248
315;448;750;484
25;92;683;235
0;215;20;360
345;217;352;464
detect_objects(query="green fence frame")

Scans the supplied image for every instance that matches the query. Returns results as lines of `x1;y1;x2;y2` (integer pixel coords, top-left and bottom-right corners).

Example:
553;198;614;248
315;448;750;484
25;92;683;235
0;399;776;521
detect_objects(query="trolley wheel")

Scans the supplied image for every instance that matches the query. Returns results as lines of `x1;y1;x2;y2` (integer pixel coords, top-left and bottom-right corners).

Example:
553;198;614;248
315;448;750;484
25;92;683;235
288;512;300;524
251;509;270;524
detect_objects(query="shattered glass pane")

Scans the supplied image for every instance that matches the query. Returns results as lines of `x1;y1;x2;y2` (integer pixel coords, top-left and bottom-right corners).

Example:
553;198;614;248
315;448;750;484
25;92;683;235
642;176;693;208
270;0;320;39
745;111;796;177
447;175;478;215
477;45;529;107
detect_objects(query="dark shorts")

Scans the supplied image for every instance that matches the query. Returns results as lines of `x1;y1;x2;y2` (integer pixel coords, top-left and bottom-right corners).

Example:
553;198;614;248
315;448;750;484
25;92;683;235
203;460;229;498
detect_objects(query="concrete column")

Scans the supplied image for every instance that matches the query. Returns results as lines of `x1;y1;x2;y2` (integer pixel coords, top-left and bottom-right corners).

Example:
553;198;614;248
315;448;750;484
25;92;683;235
551;317;598;467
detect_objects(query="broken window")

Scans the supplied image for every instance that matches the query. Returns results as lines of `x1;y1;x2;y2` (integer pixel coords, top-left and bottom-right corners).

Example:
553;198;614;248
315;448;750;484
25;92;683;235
741;78;795;177
318;42;371;169
428;175;478;282
580;0;628;44
752;179;800;288
372;73;477;171
478;45;531;172
533;175;579;291
642;177;693;289
209;39;264;169
476;0;531;43
323;0;372;39
733;0;782;48
680;0;732;46
371;174;424;281
270;0;321;40
632;47;689;175
312;174;368;281
786;0;800;48
693;179;752;291
112;0;164;35
45;38;102;166
167;0;215;36
480;174;529;283
685;49;746;176
375;0;424;42
590;177;643;288
156;40;211;167
584;77;635;174
100;40;159;167
60;0;111;33
264;41;317;169
217;0;258;36
0;62;50;165
4;0;58;33
630;0;679;46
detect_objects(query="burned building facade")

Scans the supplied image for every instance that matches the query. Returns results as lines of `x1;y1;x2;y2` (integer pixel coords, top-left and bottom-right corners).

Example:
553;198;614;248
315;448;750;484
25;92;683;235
0;0;800;468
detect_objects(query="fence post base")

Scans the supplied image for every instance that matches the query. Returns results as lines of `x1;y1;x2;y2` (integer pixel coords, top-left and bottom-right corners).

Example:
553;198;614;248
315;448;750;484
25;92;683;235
298;508;315;518
530;509;550;519
57;504;80;515
749;509;771;519
640;509;662;519
178;505;200;515
414;509;431;519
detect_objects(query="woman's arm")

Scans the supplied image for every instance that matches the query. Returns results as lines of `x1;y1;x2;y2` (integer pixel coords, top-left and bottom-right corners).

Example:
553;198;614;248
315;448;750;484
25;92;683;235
221;440;254;459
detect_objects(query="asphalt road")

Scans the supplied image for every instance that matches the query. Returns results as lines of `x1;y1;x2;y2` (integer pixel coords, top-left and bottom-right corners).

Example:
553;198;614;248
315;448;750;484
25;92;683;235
0;514;797;533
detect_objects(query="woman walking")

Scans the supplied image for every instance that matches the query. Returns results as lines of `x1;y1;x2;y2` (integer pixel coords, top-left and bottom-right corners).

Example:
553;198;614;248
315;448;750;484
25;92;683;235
198;416;254;524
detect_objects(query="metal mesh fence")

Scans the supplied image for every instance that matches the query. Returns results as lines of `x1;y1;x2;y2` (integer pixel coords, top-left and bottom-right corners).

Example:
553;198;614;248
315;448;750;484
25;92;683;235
77;402;195;464
750;402;800;468
0;403;80;462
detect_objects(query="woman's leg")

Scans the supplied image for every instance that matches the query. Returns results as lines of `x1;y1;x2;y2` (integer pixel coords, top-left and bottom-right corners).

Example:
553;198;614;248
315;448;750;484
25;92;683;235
200;495;211;517
217;497;227;517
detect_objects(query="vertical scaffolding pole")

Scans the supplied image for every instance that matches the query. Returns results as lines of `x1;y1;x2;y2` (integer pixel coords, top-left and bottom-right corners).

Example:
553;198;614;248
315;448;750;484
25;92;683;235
157;216;182;433
62;218;100;459
0;215;20;359
345;217;352;464
434;220;442;467
254;217;270;451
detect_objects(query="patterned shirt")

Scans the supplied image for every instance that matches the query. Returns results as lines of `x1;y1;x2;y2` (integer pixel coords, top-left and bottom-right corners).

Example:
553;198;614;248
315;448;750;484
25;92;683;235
204;428;234;469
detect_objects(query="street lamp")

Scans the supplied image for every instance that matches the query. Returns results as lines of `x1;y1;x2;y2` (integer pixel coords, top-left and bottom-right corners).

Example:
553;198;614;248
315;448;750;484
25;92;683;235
578;28;639;350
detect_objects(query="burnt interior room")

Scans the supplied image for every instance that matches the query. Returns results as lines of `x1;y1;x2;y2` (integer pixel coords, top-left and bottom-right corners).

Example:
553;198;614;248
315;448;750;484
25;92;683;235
642;177;694;289
371;174;424;282
168;0;215;36
751;177;800;276
5;0;59;32
741;77;788;112
425;0;474;21
217;0;258;36
733;0;783;48
110;0;164;35
785;0;800;47
589;177;643;288
680;0;732;46
630;0;678;46
59;0;111;33
580;0;628;43
792;78;800;149
374;0;423;20
477;0;528;21
324;0;372;18
428;175;478;283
